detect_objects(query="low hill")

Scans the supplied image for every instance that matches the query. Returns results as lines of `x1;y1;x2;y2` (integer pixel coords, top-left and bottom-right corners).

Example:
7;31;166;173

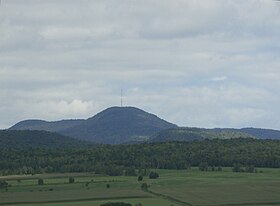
10;119;85;133
0;130;91;149
239;128;280;140
152;127;255;142
9;107;177;144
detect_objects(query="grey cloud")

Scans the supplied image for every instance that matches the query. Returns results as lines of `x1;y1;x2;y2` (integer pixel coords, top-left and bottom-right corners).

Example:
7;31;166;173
0;0;280;129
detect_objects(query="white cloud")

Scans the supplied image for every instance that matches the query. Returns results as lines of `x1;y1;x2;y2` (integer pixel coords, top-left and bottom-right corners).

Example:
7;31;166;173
40;99;97;118
210;76;228;82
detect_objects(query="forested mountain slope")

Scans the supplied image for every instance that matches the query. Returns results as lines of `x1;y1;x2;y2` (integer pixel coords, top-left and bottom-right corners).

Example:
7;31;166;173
61;107;177;144
0;130;91;149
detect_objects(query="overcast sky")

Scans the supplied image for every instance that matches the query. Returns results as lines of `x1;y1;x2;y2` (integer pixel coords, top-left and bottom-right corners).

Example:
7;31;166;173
0;0;280;129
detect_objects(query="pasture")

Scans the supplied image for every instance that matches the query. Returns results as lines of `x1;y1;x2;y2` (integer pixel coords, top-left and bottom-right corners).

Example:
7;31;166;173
1;168;280;206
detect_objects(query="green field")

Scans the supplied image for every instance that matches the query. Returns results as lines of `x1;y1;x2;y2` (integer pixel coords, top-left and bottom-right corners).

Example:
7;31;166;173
1;168;280;206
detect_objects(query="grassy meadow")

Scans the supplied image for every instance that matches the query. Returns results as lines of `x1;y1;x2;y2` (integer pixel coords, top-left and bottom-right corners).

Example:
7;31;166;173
1;168;280;206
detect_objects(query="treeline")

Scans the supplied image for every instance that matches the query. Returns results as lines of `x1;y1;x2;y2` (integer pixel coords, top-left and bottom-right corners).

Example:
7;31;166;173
1;138;280;175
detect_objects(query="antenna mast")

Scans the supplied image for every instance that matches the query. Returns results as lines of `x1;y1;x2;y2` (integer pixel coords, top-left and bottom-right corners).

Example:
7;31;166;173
121;89;123;107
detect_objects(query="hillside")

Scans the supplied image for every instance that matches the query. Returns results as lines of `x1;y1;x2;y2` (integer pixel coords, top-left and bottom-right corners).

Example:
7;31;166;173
0;130;91;149
152;127;255;142
10;119;85;133
61;107;177;144
10;106;177;144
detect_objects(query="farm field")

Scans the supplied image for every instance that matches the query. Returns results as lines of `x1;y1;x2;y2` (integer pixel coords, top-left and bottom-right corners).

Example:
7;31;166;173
1;168;280;206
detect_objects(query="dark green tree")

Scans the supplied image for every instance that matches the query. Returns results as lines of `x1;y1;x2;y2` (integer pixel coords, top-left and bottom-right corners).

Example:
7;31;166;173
141;183;148;191
217;166;223;171
149;171;159;179
38;178;44;185
137;175;143;181
69;177;75;183
0;180;8;189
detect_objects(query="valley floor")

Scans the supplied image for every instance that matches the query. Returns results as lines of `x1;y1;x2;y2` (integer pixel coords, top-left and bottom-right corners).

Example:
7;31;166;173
1;168;280;206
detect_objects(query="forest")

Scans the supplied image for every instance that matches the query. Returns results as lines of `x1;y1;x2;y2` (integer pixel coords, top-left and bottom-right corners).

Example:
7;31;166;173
1;138;280;176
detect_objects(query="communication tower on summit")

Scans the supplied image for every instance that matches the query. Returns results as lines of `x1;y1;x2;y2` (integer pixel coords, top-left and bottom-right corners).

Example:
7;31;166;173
121;89;123;107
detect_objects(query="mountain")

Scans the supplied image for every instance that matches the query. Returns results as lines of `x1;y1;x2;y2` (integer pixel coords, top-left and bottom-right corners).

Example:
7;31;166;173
61;107;178;144
10;106;177;144
152;127;255;142
0;130;91;149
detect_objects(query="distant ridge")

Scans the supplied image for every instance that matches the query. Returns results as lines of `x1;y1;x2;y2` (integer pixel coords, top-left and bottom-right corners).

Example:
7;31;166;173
10;119;85;133
152;127;280;142
0;130;90;149
240;127;280;140
10;106;177;144
9;106;280;144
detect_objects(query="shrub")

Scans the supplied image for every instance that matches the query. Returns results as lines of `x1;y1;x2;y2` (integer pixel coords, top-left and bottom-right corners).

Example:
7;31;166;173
38;178;44;185
69;177;75;183
137;175;143;181
149;171;159;179
0;180;8;189
217;166;223;171
141;183;148;191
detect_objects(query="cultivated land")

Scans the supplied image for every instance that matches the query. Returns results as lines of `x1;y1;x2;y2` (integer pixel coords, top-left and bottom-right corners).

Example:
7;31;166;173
1;168;280;206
